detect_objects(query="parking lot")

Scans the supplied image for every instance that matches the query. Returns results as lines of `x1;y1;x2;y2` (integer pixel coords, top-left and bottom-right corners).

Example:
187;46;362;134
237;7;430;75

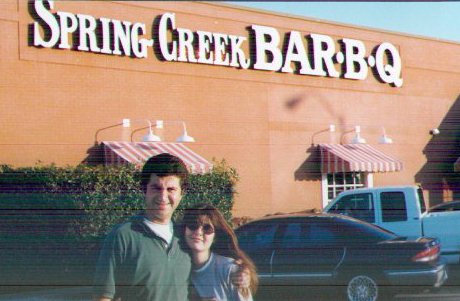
0;266;459;301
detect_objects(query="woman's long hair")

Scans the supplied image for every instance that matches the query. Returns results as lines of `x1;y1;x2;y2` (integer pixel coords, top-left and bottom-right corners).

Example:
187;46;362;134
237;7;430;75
181;203;258;297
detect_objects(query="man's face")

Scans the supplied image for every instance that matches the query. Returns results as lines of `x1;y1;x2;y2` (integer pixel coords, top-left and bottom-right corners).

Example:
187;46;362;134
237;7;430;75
144;174;183;224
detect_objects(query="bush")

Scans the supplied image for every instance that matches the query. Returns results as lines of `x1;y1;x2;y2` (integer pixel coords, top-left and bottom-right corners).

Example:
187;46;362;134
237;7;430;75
0;160;238;291
180;159;239;222
0;159;239;240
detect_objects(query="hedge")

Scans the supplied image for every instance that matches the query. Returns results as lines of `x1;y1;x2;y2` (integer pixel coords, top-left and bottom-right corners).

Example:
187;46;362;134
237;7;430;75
0;160;239;291
0;159;239;240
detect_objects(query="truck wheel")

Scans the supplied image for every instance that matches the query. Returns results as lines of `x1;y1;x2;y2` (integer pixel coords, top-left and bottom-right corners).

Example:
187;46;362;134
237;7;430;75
346;274;379;301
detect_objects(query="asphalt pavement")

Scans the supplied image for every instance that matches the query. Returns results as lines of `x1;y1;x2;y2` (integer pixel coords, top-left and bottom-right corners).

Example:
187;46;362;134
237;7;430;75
0;265;459;301
0;287;93;301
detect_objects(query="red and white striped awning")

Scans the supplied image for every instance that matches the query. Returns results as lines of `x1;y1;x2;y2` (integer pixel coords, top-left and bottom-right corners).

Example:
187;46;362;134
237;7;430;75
102;141;213;174
319;143;403;173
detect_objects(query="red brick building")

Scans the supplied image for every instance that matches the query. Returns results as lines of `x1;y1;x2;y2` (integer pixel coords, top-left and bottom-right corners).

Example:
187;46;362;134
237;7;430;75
2;1;460;217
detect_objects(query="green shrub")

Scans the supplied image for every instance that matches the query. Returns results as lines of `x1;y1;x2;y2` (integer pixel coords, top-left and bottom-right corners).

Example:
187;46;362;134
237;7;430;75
0;159;238;240
0;161;238;290
180;159;239;222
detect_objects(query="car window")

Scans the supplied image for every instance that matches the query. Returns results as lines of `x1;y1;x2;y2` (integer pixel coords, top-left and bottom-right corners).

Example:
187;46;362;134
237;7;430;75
236;221;278;251
328;193;375;223
279;222;310;248
308;222;337;244
279;219;338;248
380;192;407;222
338;218;397;242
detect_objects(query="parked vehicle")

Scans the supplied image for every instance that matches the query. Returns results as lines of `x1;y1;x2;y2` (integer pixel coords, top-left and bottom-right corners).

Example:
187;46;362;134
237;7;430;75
324;185;460;264
235;213;447;301
429;200;460;213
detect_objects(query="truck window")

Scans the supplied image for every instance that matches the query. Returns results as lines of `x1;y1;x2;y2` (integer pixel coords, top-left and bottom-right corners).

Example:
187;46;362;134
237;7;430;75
417;187;427;213
328;193;375;223
380;192;407;222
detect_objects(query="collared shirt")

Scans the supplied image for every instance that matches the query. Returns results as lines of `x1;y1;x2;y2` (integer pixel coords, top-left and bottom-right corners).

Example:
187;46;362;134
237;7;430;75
93;216;192;301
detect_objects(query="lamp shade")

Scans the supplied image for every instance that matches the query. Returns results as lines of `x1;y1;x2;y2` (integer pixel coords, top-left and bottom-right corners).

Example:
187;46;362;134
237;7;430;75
350;134;367;144
176;122;195;143
176;133;195;143
349;126;365;144
379;134;393;144
143;133;161;142
143;127;161;142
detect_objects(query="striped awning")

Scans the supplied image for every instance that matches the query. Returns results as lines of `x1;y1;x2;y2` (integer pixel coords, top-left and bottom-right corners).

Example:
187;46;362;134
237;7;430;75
319;143;403;173
102;141;213;174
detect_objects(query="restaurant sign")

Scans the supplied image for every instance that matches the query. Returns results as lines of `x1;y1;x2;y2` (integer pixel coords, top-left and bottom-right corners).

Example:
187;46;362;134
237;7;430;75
31;1;403;87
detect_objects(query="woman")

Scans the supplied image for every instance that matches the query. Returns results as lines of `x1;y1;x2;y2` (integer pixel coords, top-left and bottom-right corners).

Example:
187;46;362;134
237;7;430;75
181;203;258;301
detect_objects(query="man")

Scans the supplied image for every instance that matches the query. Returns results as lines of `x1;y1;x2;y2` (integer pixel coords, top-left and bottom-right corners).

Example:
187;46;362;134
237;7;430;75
93;154;247;301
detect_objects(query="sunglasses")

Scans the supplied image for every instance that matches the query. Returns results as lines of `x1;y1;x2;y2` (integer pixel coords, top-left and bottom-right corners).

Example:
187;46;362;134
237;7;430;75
186;223;215;235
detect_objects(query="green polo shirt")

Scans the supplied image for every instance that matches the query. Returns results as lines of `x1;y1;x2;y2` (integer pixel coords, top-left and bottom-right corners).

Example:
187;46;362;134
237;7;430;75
93;216;191;301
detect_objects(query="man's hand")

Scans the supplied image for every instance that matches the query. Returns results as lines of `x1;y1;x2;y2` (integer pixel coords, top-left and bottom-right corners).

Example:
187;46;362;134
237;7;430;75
230;259;250;289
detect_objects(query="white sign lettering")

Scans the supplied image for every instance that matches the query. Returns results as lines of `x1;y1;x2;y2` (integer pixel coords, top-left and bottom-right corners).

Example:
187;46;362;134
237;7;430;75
31;0;403;87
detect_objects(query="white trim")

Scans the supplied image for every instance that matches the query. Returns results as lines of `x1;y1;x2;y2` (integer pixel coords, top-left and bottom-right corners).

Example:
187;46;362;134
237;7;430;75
367;173;374;187
321;174;329;208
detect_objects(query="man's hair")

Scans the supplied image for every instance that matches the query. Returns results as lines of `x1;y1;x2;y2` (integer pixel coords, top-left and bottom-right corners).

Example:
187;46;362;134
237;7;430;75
140;153;189;192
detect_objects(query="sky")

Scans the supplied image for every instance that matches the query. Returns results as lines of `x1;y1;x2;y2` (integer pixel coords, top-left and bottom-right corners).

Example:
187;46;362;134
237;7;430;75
229;2;460;43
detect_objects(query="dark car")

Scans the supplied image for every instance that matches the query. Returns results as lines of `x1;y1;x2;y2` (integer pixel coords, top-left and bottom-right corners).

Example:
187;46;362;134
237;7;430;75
235;213;447;301
429;200;460;213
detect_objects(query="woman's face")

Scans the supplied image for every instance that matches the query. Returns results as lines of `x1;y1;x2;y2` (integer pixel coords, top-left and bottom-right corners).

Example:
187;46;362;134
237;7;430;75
185;217;216;253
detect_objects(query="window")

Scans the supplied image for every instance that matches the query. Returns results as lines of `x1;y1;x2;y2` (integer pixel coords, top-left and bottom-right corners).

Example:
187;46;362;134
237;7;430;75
417;187;427;213
323;172;368;205
279;222;310;248
236;222;278;251
380;192;407;222
278;220;337;248
336;218;396;244
308;222;337;245
328;193;375;223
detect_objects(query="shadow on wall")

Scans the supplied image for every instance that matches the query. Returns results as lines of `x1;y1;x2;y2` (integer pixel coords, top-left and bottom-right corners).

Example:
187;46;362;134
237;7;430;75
83;143;105;165
294;144;322;182
283;91;346;183
415;94;460;206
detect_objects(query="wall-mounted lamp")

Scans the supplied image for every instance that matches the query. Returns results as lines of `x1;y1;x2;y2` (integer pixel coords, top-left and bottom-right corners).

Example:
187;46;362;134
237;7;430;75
311;124;336;145
350;126;367;144
379;127;393;144
176;121;195;143
142;120;161;142
430;128;440;136
94;120;128;144
131;119;195;143
333;124;393;145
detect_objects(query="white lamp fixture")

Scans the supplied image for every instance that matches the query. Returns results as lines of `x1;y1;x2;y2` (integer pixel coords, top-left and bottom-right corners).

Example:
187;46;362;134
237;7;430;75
176;121;195;143
142;120;161;142
430;128;440;136
329;124;336;133
336;124;394;145
311;124;336;145
379;127;393;144
350;126;367;144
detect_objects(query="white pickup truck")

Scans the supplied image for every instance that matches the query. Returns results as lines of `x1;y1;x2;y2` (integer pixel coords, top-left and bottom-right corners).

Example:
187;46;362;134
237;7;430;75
323;185;460;264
